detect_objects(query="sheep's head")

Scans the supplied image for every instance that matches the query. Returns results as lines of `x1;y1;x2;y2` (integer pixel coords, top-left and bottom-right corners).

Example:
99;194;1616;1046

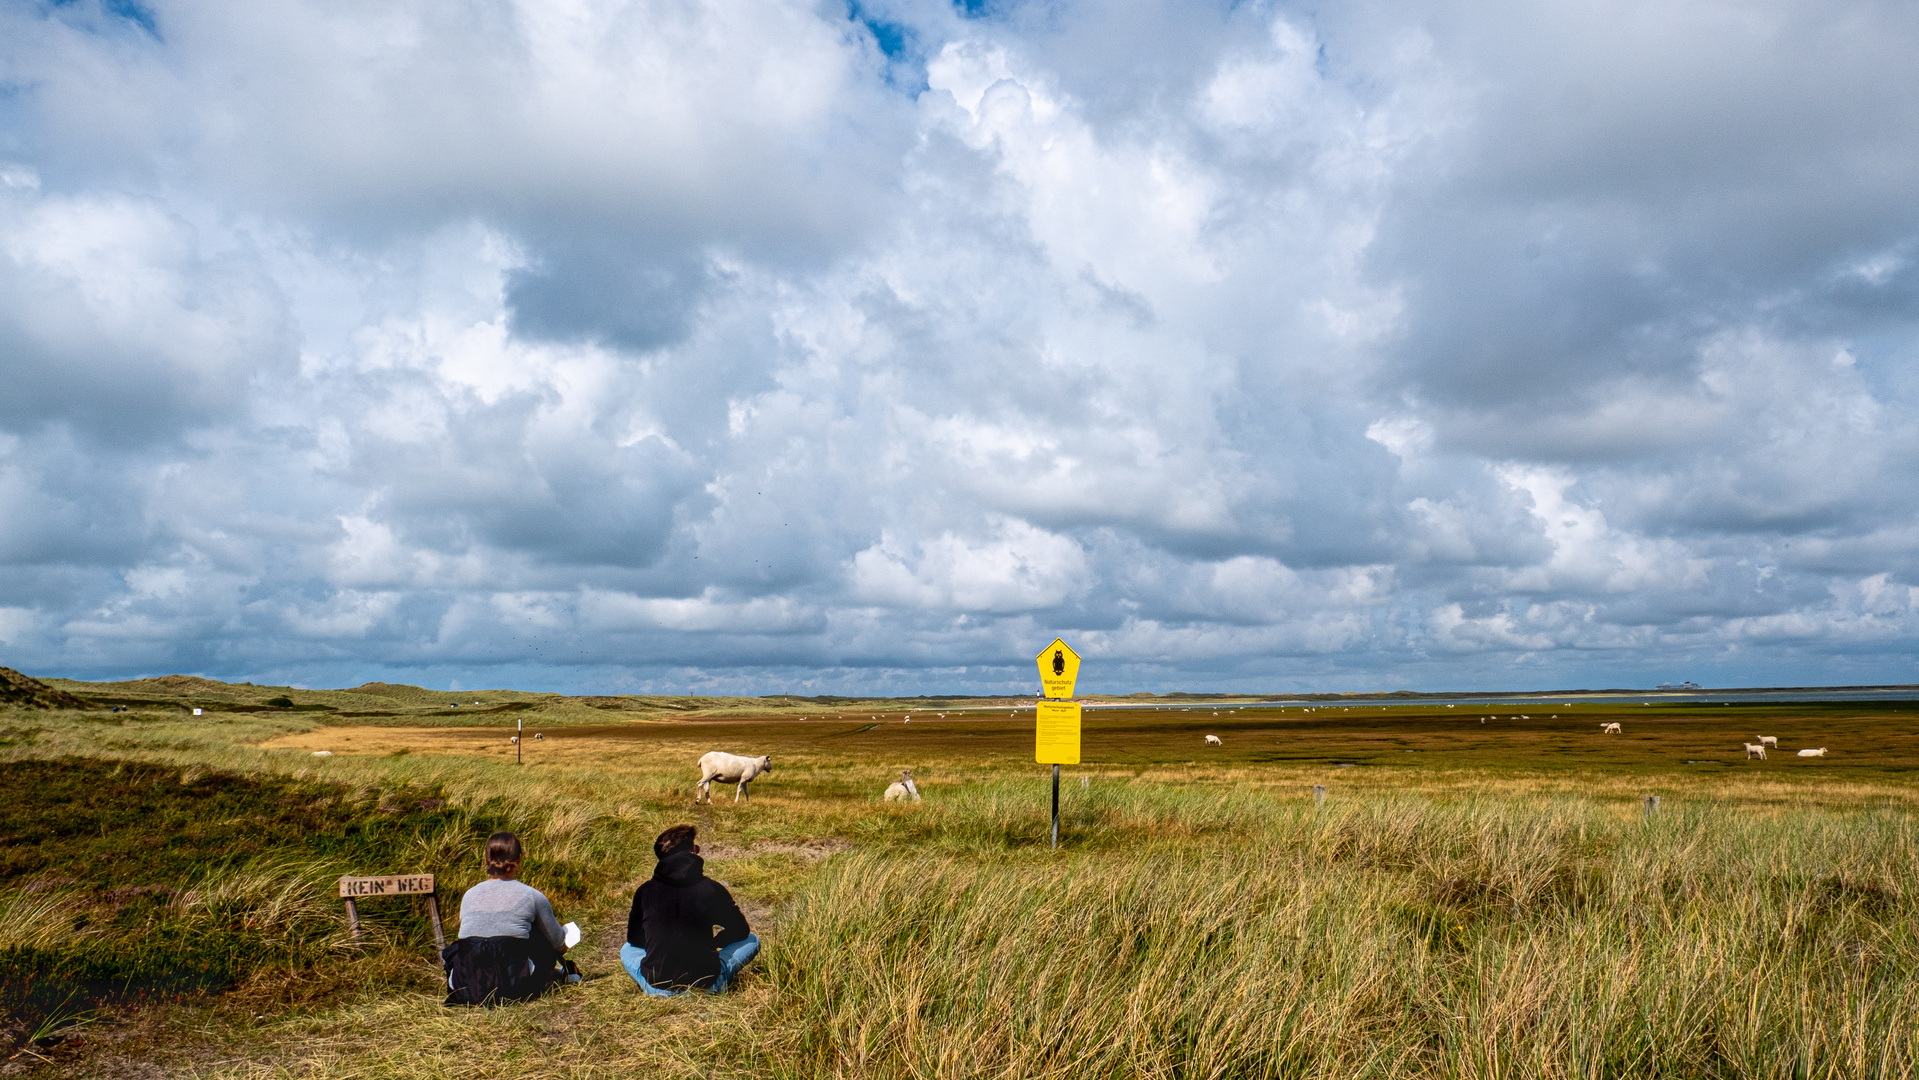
759;755;772;771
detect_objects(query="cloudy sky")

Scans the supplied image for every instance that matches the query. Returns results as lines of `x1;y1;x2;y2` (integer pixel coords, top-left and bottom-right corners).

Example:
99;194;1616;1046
3;0;1917;695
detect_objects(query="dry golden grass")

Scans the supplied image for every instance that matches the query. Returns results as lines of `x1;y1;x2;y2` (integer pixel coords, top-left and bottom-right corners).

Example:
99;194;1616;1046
7;691;1919;1078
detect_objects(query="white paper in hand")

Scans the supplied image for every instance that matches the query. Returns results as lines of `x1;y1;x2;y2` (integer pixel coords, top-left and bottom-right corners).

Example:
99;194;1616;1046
563;921;581;949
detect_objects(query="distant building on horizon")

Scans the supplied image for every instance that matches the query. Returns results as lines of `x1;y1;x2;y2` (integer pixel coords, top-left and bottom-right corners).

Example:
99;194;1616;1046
1655;681;1702;691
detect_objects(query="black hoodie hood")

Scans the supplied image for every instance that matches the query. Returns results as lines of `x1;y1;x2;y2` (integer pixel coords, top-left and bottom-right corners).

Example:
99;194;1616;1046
653;848;705;886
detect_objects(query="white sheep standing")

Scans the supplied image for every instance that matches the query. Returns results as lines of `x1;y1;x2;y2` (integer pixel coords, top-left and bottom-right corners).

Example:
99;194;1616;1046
883;769;922;802
1758;736;1777;748
1744;743;1767;760
696;751;773;804
1204;734;1223;746
1601;722;1622;734
1797;747;1828;757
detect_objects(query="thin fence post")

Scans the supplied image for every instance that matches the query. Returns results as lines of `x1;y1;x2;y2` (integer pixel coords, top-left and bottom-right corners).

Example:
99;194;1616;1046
1313;785;1327;807
1051;765;1060;848
1643;795;1660;819
343;897;362;944
1080;775;1089;789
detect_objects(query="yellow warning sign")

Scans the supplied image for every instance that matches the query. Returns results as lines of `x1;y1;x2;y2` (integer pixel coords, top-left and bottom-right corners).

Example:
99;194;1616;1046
1035;700;1082;764
1036;638;1081;699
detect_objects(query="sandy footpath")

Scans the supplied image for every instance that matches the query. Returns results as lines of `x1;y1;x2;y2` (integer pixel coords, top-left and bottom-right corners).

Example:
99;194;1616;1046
258;725;681;765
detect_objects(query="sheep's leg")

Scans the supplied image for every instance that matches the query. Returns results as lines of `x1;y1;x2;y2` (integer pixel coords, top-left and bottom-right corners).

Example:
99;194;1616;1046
696;778;709;804
736;780;747;803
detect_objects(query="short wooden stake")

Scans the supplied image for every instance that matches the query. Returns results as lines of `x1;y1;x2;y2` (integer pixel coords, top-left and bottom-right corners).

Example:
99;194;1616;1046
1313;785;1327;806
1080;775;1089;789
425;895;446;950
1644;795;1660;819
343;897;362;943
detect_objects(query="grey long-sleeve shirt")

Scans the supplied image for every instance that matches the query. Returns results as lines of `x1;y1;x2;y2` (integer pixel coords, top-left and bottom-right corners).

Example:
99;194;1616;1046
457;878;566;951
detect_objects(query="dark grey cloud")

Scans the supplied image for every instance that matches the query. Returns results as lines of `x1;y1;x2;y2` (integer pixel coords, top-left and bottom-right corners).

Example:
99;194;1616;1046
0;0;1915;693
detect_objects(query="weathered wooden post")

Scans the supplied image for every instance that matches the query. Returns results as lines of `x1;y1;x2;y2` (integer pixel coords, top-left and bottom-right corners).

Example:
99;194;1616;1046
1081;775;1089;790
1313;785;1327;806
1643;795;1660;819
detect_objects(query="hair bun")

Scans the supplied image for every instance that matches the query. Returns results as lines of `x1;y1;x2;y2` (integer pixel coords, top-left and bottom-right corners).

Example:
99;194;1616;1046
484;830;523;875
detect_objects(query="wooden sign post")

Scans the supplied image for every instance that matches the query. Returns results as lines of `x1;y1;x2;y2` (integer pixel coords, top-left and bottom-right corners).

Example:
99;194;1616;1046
339;874;443;949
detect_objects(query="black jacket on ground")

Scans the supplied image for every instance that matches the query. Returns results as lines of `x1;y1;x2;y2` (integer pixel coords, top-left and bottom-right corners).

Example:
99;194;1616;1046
626;849;750;989
441;935;559;1006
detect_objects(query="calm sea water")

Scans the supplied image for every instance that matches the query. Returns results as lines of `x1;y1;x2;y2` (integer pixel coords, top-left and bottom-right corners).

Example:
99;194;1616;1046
1083;688;1919;709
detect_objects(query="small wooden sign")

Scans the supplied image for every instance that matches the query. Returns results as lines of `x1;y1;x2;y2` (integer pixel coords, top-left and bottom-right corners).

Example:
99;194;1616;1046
337;874;443;949
339;874;436;898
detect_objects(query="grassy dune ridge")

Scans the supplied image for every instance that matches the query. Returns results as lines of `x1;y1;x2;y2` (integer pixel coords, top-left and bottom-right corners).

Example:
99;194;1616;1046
4;676;1919;1078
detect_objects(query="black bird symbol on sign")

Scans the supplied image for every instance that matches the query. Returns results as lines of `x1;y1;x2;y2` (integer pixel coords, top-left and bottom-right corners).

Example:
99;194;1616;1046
1053;650;1065;676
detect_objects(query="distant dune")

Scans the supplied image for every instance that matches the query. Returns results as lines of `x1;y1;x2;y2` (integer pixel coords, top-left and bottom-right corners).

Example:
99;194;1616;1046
0;666;90;709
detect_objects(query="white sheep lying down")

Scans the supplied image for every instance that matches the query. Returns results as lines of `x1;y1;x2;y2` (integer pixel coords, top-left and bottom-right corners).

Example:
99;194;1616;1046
1797;747;1828;757
1204;734;1222;746
883;769;921;802
696;751;773;804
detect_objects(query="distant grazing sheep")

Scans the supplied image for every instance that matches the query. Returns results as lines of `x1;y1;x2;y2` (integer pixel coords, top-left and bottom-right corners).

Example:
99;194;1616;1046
1744;743;1767;760
1204;734;1223;746
883;770;922;802
534;732;543;741
509;736;519;744
1601;722;1622;734
697;751;773;804
1797;747;1828;757
311;750;333;757
1758;736;1777;748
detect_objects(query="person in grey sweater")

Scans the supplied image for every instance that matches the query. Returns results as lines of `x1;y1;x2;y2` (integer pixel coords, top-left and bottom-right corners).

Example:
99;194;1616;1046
451;831;575;994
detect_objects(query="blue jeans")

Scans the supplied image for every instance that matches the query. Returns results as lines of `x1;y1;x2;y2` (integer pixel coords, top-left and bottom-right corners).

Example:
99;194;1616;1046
620;935;760;996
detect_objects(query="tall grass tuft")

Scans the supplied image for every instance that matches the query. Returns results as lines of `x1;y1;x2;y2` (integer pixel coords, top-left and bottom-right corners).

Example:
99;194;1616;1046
0;887;97;952
764;798;1919;1080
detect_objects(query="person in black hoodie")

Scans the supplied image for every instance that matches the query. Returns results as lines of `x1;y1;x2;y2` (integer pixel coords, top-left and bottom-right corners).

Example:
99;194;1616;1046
620;824;759;994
